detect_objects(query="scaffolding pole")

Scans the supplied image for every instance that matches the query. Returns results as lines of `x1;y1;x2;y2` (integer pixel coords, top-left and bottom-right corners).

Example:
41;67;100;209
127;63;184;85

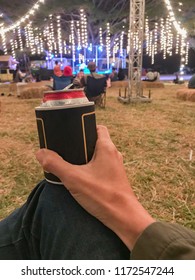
118;0;151;103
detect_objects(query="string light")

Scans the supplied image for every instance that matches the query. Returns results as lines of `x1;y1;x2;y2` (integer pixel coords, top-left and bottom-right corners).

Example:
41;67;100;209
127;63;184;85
10;39;15;58
164;0;187;37
0;0;45;34
71;20;76;62
120;30;124;57
148;31;152;57
0;1;190;70
13;29;18;50
1;26;8;54
113;38;119;63
106;22;111;69
175;33;180;54
166;16;173;56
160;18;165;52
99;27;103;47
145;17;150;55
144;1;188;66
28;22;36;55
63;40;67;54
80;9;88;48
49;15;55;53
56;15;63;55
76;21;81;50
17;26;23;51
154;22;158;55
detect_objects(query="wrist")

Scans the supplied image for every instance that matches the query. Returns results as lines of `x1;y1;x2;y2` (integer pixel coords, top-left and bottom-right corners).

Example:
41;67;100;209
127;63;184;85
105;188;155;251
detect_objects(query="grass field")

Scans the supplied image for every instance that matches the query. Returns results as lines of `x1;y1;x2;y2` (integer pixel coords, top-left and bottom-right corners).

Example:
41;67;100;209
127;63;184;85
0;84;195;230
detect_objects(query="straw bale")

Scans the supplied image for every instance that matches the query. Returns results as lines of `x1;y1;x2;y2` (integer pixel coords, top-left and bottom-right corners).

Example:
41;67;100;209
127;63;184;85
19;86;49;99
141;81;165;88
111;80;128;88
176;88;195;102
111;80;164;89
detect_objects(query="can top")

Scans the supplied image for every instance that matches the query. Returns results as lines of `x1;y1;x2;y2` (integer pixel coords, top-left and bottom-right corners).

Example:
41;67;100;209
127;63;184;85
40;88;90;107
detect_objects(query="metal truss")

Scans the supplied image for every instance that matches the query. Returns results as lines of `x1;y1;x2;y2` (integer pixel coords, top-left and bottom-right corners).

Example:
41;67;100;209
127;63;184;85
119;0;151;103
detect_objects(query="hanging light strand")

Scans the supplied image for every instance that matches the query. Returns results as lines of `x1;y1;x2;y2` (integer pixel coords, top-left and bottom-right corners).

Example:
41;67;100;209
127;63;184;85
0;0;46;34
163;0;187;37
71;20;76;62
56;15;63;55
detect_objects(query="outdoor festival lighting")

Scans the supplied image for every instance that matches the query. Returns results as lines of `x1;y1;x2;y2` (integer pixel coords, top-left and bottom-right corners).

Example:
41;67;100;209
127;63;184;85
145;17;149;55
0;26;8;54
175;33;180;54
63;40;67;54
185;41;189;64
167;17;173;56
71;20;76;63
148;31;152;57
160;18;165;52
106;22;111;69
44;25;51;54
154;22;158;55
39;31;44;53
27;22;36;55
76;21;81;50
113;38;119;63
10;39;15;58
56;15;63;55
163;0;187;37
120;30;124;57
49;15;55;53
126;29;130;54
24;26;29;48
34;27;43;54
80;9;88;48
0;0;46;34
99;27;103;47
13;29;18;50
17;26;23;51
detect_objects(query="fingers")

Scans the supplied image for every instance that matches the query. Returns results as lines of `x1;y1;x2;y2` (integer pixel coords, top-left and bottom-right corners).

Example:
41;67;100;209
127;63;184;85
36;149;75;182
91;125;112;161
96;125;111;141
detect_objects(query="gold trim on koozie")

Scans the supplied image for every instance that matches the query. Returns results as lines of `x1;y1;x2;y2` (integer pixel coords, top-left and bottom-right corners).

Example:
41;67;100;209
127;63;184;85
36;118;48;149
81;111;95;163
36;118;51;179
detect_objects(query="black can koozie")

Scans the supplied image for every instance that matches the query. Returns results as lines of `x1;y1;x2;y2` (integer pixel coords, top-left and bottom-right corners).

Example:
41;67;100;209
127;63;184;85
35;89;97;184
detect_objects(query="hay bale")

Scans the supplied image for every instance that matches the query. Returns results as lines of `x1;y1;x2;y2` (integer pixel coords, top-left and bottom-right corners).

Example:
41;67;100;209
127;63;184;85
176;88;195;102
111;80;165;89
0;83;11;95
141;81;165;88
19;86;49;99
111;80;128;88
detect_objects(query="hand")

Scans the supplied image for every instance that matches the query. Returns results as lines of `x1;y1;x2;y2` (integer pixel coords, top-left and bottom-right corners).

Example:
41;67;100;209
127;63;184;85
36;125;155;250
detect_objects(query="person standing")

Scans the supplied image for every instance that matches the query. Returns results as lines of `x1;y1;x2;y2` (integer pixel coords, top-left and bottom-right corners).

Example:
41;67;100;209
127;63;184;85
53;61;62;77
109;67;118;81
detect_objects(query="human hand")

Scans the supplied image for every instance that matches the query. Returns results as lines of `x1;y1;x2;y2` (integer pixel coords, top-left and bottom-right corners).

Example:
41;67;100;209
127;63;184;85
36;125;155;250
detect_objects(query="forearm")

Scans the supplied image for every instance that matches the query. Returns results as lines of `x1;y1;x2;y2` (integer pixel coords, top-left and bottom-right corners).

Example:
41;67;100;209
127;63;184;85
131;222;195;260
99;187;155;251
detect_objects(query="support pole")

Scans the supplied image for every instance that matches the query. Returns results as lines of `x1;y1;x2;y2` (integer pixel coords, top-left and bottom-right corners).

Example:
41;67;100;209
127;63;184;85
118;0;151;104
